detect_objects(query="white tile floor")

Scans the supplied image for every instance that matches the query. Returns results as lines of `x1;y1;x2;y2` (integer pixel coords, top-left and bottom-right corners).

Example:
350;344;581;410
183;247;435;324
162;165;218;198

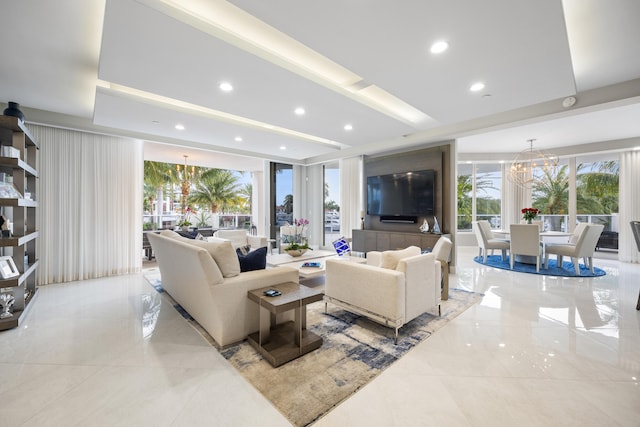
1;247;638;426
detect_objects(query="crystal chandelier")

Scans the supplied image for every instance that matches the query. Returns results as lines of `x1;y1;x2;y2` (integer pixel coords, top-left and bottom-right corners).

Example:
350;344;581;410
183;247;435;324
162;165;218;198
508;139;558;189
176;155;195;214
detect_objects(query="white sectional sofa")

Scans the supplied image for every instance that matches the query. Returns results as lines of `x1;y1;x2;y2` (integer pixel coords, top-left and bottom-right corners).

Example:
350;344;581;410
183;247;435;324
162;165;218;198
147;230;298;347
324;246;441;343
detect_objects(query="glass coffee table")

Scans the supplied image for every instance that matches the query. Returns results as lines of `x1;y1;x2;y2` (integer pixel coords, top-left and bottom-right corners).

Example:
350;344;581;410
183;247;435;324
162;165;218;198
247;282;324;367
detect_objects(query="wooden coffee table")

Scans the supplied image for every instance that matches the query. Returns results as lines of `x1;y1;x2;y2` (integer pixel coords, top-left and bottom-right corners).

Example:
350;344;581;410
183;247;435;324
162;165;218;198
247;282;324;367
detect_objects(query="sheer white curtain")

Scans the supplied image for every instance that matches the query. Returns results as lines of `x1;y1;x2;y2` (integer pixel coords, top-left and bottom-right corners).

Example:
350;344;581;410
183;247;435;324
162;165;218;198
501;163;530;229
30;125;143;284
339;156;363;238
618;150;640;263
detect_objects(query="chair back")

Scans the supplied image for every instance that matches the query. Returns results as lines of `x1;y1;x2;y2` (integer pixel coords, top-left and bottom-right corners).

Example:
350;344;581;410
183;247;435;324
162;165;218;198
509;224;541;256
575;224;604;257
569;222;589;244
520;219;543;231
477;220;494;240
432;236;452;263
472;221;486;249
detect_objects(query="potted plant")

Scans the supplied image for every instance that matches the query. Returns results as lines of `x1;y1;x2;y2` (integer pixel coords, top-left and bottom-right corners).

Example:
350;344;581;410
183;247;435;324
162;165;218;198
177;219;192;231
284;218;311;257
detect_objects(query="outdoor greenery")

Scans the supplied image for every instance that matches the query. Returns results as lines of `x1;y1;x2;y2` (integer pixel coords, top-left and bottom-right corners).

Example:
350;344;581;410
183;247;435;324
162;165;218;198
532;161;619;215
457;173;499;230
143;161;248;228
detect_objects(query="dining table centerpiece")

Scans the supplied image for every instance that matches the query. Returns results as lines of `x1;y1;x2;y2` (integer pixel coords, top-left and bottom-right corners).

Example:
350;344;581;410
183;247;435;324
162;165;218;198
521;207;539;224
284;217;311;257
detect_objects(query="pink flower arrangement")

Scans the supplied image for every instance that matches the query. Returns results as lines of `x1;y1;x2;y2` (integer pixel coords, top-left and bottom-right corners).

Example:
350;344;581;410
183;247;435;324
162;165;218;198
286;218;310;250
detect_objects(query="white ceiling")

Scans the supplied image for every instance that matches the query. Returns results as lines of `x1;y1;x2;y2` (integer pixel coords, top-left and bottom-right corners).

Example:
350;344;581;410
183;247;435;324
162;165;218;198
1;0;640;170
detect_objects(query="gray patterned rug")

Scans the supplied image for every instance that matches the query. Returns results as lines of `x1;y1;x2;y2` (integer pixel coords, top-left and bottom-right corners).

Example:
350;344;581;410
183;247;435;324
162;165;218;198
143;270;482;426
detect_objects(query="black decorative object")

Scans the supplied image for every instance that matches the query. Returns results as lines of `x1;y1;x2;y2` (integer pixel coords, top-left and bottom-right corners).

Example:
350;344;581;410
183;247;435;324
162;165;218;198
3;102;24;122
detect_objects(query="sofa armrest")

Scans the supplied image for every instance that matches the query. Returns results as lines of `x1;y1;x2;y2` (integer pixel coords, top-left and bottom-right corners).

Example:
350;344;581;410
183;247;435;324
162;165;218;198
325;259;405;322
396;253;440;320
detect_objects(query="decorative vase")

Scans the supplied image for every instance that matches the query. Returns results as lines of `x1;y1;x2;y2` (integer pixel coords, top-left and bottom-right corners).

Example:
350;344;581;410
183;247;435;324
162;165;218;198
432;216;441;234
419;219;429;233
3;102;25;122
526;219;532;224
285;248;308;257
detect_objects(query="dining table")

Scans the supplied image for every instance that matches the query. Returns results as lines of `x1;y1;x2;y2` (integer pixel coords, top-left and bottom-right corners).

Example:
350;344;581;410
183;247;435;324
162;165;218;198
493;229;572;265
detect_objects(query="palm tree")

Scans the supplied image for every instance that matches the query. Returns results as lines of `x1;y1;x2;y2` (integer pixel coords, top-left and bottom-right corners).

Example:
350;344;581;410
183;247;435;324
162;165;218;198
532;165;569;214
576;161;619;214
238;183;253;213
188;169;240;213
144;161;174;228
282;194;293;214
457;173;497;229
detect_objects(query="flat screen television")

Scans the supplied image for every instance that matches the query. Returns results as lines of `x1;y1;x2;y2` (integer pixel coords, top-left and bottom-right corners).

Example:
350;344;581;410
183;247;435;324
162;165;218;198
366;170;435;217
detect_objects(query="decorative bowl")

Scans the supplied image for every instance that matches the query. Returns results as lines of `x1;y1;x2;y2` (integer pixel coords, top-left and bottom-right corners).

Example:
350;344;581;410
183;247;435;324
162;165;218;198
285;248;308;257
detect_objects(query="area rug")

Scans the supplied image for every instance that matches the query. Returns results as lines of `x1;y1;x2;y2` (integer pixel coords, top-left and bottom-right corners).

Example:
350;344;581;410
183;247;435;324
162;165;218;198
142;270;482;426
473;255;606;277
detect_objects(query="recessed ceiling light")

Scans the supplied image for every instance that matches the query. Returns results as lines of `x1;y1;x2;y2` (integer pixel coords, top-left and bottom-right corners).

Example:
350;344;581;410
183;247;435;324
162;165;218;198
280;146;286;150
294;107;305;115
234;136;243;142
219;82;233;92
344;124;353;131
175;124;185;130
430;41;449;54
470;82;485;92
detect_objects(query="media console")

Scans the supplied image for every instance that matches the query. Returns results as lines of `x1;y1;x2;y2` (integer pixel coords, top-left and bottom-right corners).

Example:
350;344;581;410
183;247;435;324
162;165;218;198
352;230;451;253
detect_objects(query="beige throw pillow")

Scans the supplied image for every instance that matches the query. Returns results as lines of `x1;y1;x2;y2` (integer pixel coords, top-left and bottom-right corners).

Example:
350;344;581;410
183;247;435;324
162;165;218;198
380;246;421;270
187;239;241;278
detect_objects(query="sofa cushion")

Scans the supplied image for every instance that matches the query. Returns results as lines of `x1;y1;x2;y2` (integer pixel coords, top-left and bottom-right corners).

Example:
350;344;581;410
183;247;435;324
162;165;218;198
236;246;267;272
162;231;240;278
380;246;421;270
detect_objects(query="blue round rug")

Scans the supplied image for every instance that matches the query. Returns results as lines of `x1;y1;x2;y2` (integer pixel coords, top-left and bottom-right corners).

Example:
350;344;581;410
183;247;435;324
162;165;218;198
473;255;606;277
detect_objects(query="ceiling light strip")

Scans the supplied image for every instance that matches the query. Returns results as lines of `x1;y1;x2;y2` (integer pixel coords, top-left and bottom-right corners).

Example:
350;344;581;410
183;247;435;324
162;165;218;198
96;80;342;148
135;0;434;127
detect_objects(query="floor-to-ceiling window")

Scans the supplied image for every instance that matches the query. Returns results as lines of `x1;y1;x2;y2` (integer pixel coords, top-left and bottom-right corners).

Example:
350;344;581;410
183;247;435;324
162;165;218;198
323;163;340;245
458;154;620;248
576;155;619;234
457;162;502;231
531;158;569;231
270;162;293;244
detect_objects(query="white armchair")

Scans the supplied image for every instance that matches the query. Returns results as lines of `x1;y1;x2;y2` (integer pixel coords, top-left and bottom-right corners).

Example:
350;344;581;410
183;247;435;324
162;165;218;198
324;246;441;343
544;224;604;275
213;229;267;251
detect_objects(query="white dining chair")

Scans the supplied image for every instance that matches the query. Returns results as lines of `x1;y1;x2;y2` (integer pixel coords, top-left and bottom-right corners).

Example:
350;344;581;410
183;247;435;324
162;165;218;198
544;224;604;275
473;220;509;264
509;224;544;272
568;222;589;243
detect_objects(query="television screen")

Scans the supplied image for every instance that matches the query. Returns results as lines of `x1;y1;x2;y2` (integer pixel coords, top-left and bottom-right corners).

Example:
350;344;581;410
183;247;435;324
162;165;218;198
367;170;435;216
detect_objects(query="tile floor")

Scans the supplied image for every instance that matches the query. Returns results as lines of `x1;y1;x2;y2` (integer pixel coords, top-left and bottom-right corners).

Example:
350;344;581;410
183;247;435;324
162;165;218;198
0;247;638;426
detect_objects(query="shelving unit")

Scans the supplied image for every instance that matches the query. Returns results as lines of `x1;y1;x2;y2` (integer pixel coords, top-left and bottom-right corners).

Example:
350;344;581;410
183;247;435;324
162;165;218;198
0;116;39;330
